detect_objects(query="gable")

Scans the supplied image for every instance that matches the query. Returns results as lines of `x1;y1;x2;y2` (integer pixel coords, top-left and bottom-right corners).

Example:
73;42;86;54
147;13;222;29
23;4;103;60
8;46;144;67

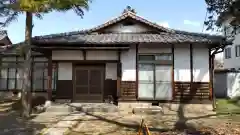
98;18;162;33
84;11;172;34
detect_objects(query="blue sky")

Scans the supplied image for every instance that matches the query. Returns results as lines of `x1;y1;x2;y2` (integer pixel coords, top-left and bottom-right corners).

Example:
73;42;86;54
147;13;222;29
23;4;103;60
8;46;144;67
3;0;209;43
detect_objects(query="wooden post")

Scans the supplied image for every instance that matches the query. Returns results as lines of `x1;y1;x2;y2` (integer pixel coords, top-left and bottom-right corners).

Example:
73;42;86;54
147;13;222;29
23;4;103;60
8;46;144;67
47;55;52;101
171;44;175;100
190;44;193;92
209;50;214;100
136;44;139;99
117;50;121;98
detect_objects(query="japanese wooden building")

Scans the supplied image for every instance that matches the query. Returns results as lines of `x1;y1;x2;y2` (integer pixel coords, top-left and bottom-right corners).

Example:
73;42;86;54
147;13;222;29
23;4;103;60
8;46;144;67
1;9;230;104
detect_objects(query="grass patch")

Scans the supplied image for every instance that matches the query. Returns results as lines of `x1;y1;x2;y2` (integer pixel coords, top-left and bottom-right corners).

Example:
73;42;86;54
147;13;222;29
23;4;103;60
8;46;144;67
216;99;240;122
216;99;240;113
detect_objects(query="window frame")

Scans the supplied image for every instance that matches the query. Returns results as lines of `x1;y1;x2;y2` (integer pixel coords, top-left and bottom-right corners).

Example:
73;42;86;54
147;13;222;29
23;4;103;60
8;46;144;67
225;47;232;59
236;45;240;57
0;55;58;92
137;54;173;100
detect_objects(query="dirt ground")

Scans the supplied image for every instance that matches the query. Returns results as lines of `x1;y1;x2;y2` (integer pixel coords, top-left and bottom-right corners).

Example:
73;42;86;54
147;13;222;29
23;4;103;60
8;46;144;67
1;99;240;135
0;99;68;135
66;112;240;135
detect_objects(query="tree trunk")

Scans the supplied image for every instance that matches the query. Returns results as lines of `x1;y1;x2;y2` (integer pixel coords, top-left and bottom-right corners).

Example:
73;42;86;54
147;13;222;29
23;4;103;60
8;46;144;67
21;11;33;118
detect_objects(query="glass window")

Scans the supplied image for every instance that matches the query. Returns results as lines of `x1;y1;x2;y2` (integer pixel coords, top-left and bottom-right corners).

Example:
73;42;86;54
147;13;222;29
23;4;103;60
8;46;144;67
2;57;16;62
138;64;154;98
236;45;240;57
225;47;232;59
155;65;172;100
155;54;172;61
0;69;7;90
34;57;47;62
138;54;173;100
139;55;155;61
0;56;57;92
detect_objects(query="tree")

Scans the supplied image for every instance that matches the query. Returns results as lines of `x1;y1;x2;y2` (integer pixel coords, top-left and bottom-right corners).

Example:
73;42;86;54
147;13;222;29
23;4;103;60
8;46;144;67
0;0;91;118
205;0;240;32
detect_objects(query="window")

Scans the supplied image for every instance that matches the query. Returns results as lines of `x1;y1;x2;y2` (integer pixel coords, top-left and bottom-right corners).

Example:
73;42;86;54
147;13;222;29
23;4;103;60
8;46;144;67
0;56;58;92
236;45;240;57
138;54;173;100
0;56;23;90
32;58;58;92
225;47;232;59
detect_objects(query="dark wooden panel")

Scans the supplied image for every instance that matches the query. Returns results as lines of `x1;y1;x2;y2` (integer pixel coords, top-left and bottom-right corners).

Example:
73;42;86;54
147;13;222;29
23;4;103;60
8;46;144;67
104;79;117;102
173;81;210;102
56;80;73;99
120;81;137;100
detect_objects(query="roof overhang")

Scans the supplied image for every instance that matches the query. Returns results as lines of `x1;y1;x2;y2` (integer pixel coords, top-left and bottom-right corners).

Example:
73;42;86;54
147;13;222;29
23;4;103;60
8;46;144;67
31;33;227;49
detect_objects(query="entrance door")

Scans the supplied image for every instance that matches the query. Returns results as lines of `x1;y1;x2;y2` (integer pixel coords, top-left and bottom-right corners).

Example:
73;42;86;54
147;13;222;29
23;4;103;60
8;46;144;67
74;66;104;102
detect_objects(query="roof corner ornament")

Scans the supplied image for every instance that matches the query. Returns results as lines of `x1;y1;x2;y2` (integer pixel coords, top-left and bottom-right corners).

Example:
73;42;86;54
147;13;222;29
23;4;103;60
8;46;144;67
122;6;137;14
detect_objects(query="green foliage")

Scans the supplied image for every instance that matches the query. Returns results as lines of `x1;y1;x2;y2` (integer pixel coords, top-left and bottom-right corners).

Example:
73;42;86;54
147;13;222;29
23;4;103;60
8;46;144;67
205;0;240;32
0;0;91;27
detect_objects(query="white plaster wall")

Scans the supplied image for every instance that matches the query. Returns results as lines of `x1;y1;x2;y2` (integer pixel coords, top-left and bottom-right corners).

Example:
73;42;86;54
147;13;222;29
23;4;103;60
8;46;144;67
121;45;136;81
174;45;191;82
138;44;171;53
105;63;117;80
86;51;118;60
52;51;83;60
104;23;150;33
224;33;240;69
193;46;209;82
58;63;72;80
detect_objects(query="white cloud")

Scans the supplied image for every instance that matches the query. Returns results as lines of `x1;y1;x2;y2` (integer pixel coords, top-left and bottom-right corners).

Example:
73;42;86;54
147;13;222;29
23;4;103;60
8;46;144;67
183;20;201;27
158;21;170;28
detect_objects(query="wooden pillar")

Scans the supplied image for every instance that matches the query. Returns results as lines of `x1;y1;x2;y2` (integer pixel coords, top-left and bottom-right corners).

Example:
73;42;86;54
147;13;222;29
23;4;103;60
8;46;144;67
135;44;139;99
47;53;52;101
190;44;193;91
171;44;175;100
209;49;214;100
117;50;121;98
83;50;86;60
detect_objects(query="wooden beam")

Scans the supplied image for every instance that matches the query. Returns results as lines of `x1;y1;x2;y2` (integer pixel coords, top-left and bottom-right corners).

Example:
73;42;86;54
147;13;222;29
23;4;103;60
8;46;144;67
32;46;130;50
209;48;214;100
171;44;175;100
83;50;86;60
117;50;121;98
190;44;193;92
47;53;52;101
135;44;139;99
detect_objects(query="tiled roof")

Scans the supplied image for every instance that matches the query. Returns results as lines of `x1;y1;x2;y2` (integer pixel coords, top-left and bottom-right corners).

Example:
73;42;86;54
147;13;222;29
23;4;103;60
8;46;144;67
11;10;228;46
32;32;225;45
30;10;226;45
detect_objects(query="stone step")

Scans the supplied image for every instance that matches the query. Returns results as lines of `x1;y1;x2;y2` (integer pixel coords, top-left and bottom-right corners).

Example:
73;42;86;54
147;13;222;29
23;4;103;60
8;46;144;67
132;106;164;115
45;104;76;113
69;103;119;113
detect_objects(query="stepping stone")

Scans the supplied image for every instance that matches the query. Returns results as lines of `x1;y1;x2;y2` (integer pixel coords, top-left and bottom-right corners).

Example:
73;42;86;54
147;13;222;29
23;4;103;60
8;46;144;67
132;106;164;115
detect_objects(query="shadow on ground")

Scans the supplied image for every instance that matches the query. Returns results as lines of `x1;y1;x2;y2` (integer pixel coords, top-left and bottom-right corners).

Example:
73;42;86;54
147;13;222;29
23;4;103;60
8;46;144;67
64;104;225;135
0;99;46;135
